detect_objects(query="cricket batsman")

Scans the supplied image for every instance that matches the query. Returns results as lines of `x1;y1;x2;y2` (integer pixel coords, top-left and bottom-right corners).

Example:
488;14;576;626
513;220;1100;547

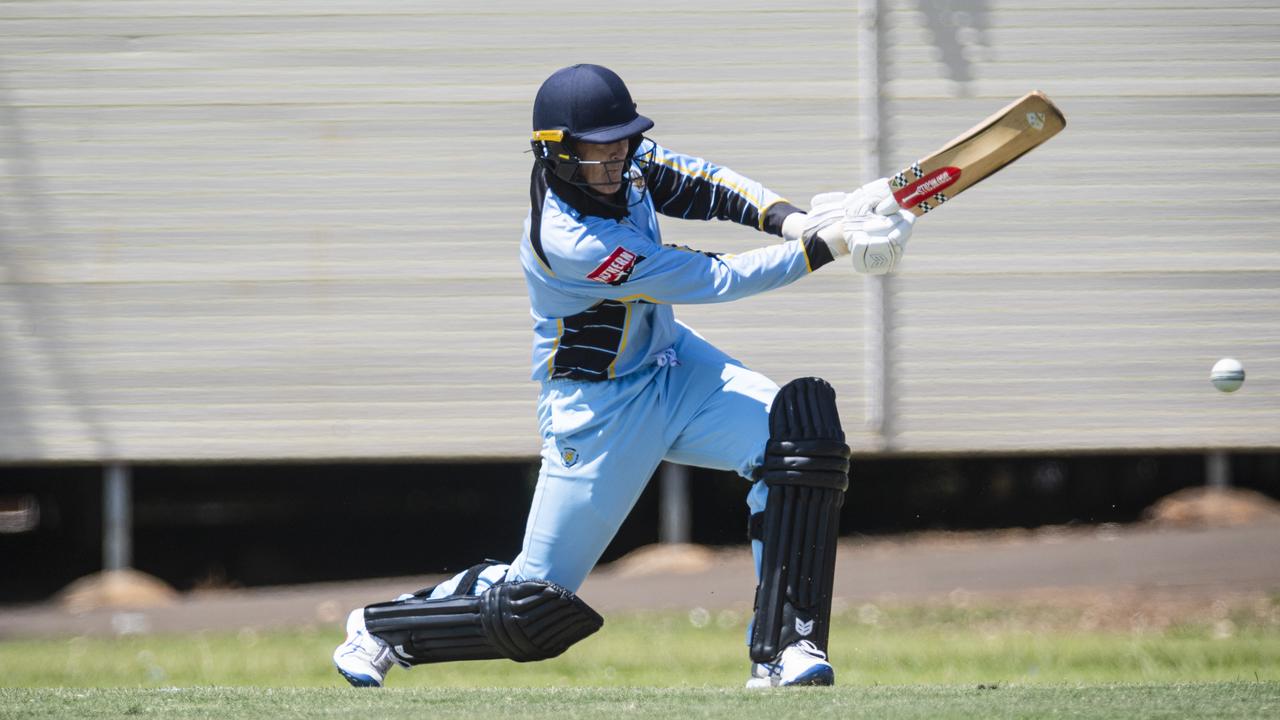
334;64;914;688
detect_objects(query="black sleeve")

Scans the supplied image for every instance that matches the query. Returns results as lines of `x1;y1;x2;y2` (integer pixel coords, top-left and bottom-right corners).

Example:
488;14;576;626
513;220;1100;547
641;146;801;236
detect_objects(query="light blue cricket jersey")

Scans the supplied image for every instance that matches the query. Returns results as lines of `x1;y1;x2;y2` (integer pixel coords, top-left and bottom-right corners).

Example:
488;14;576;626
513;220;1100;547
520;140;835;382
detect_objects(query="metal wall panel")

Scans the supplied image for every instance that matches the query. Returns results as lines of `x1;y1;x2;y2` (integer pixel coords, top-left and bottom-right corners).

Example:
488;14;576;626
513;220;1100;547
869;2;1280;452
0;1;1275;461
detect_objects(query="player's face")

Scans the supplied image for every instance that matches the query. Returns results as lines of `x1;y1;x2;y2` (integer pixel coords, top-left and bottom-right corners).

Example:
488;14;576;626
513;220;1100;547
576;139;629;194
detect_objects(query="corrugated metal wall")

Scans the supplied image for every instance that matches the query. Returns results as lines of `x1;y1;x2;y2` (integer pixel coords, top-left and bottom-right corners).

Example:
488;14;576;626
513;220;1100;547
874;1;1280;452
0;1;1276;462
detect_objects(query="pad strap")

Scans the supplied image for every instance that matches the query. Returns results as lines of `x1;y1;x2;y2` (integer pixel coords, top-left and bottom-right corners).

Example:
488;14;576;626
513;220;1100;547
759;439;851;489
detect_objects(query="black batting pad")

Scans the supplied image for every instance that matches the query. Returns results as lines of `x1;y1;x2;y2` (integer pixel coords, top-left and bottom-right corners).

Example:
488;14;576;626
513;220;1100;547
365;579;603;665
750;377;851;664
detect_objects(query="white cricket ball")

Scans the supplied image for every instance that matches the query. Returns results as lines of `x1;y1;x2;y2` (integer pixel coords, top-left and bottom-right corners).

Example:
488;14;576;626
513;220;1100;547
1210;357;1245;393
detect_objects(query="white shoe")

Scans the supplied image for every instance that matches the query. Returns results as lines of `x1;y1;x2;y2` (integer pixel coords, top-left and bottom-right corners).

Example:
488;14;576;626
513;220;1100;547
333;608;399;687
744;640;834;688
745;660;782;689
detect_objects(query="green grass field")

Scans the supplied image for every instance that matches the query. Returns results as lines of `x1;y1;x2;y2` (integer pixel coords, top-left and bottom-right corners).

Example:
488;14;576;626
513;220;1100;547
3;684;1278;720
2;603;1278;718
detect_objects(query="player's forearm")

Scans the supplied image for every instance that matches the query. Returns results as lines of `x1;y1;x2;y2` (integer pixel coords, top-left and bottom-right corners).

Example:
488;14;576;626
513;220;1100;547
645;241;820;305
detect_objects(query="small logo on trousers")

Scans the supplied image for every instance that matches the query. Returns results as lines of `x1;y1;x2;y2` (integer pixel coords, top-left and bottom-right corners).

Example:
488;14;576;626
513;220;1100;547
561;447;579;467
795;618;814;636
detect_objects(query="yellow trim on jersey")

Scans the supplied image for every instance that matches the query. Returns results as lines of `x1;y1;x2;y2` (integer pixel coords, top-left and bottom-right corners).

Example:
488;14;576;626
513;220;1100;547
608;303;634;378
533;129;565;142
651;155;765;217
617;292;662;304
547;317;564;378
798;239;813;274
757;197;793;232
525;236;556;277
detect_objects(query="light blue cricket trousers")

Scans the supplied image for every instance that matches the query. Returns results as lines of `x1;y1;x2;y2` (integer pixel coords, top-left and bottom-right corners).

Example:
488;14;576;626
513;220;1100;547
430;322;775;598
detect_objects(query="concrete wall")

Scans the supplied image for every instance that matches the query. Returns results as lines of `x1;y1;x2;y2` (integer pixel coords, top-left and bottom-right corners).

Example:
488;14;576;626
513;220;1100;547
1;1;1276;461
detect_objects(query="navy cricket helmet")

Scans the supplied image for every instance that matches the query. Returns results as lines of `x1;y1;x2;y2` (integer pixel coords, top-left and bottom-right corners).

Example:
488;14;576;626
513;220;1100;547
532;64;653;144
530;64;654;195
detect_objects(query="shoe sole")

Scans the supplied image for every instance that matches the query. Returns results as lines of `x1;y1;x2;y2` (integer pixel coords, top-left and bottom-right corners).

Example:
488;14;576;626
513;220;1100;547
781;664;835;687
335;664;382;688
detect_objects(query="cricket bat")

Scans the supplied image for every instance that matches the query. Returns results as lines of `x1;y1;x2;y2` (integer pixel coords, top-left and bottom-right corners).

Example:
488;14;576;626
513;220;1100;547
889;91;1066;216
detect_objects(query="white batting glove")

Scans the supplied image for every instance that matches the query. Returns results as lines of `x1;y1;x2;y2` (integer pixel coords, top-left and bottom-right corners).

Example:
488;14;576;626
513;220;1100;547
831;177;912;274
846;177;901;217
845;208;915;274
781;192;848;256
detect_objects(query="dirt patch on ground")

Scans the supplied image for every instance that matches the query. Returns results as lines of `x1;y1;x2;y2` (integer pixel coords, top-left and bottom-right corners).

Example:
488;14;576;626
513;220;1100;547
608;543;718;578
58;570;179;614
3;520;1279;639
1143;487;1280;528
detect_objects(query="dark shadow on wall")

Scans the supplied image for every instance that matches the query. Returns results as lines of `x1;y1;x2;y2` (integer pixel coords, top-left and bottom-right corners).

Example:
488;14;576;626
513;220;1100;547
0;60;117;462
916;0;992;91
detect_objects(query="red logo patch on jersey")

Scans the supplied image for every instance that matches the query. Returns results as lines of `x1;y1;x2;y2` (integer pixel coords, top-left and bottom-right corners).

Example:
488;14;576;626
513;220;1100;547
586;247;641;286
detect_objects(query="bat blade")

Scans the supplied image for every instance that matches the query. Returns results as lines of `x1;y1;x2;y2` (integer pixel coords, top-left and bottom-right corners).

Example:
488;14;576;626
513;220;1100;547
889;91;1066;216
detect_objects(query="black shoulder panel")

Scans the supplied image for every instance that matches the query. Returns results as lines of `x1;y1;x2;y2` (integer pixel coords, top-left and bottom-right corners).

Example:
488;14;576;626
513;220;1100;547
529;164;554;272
